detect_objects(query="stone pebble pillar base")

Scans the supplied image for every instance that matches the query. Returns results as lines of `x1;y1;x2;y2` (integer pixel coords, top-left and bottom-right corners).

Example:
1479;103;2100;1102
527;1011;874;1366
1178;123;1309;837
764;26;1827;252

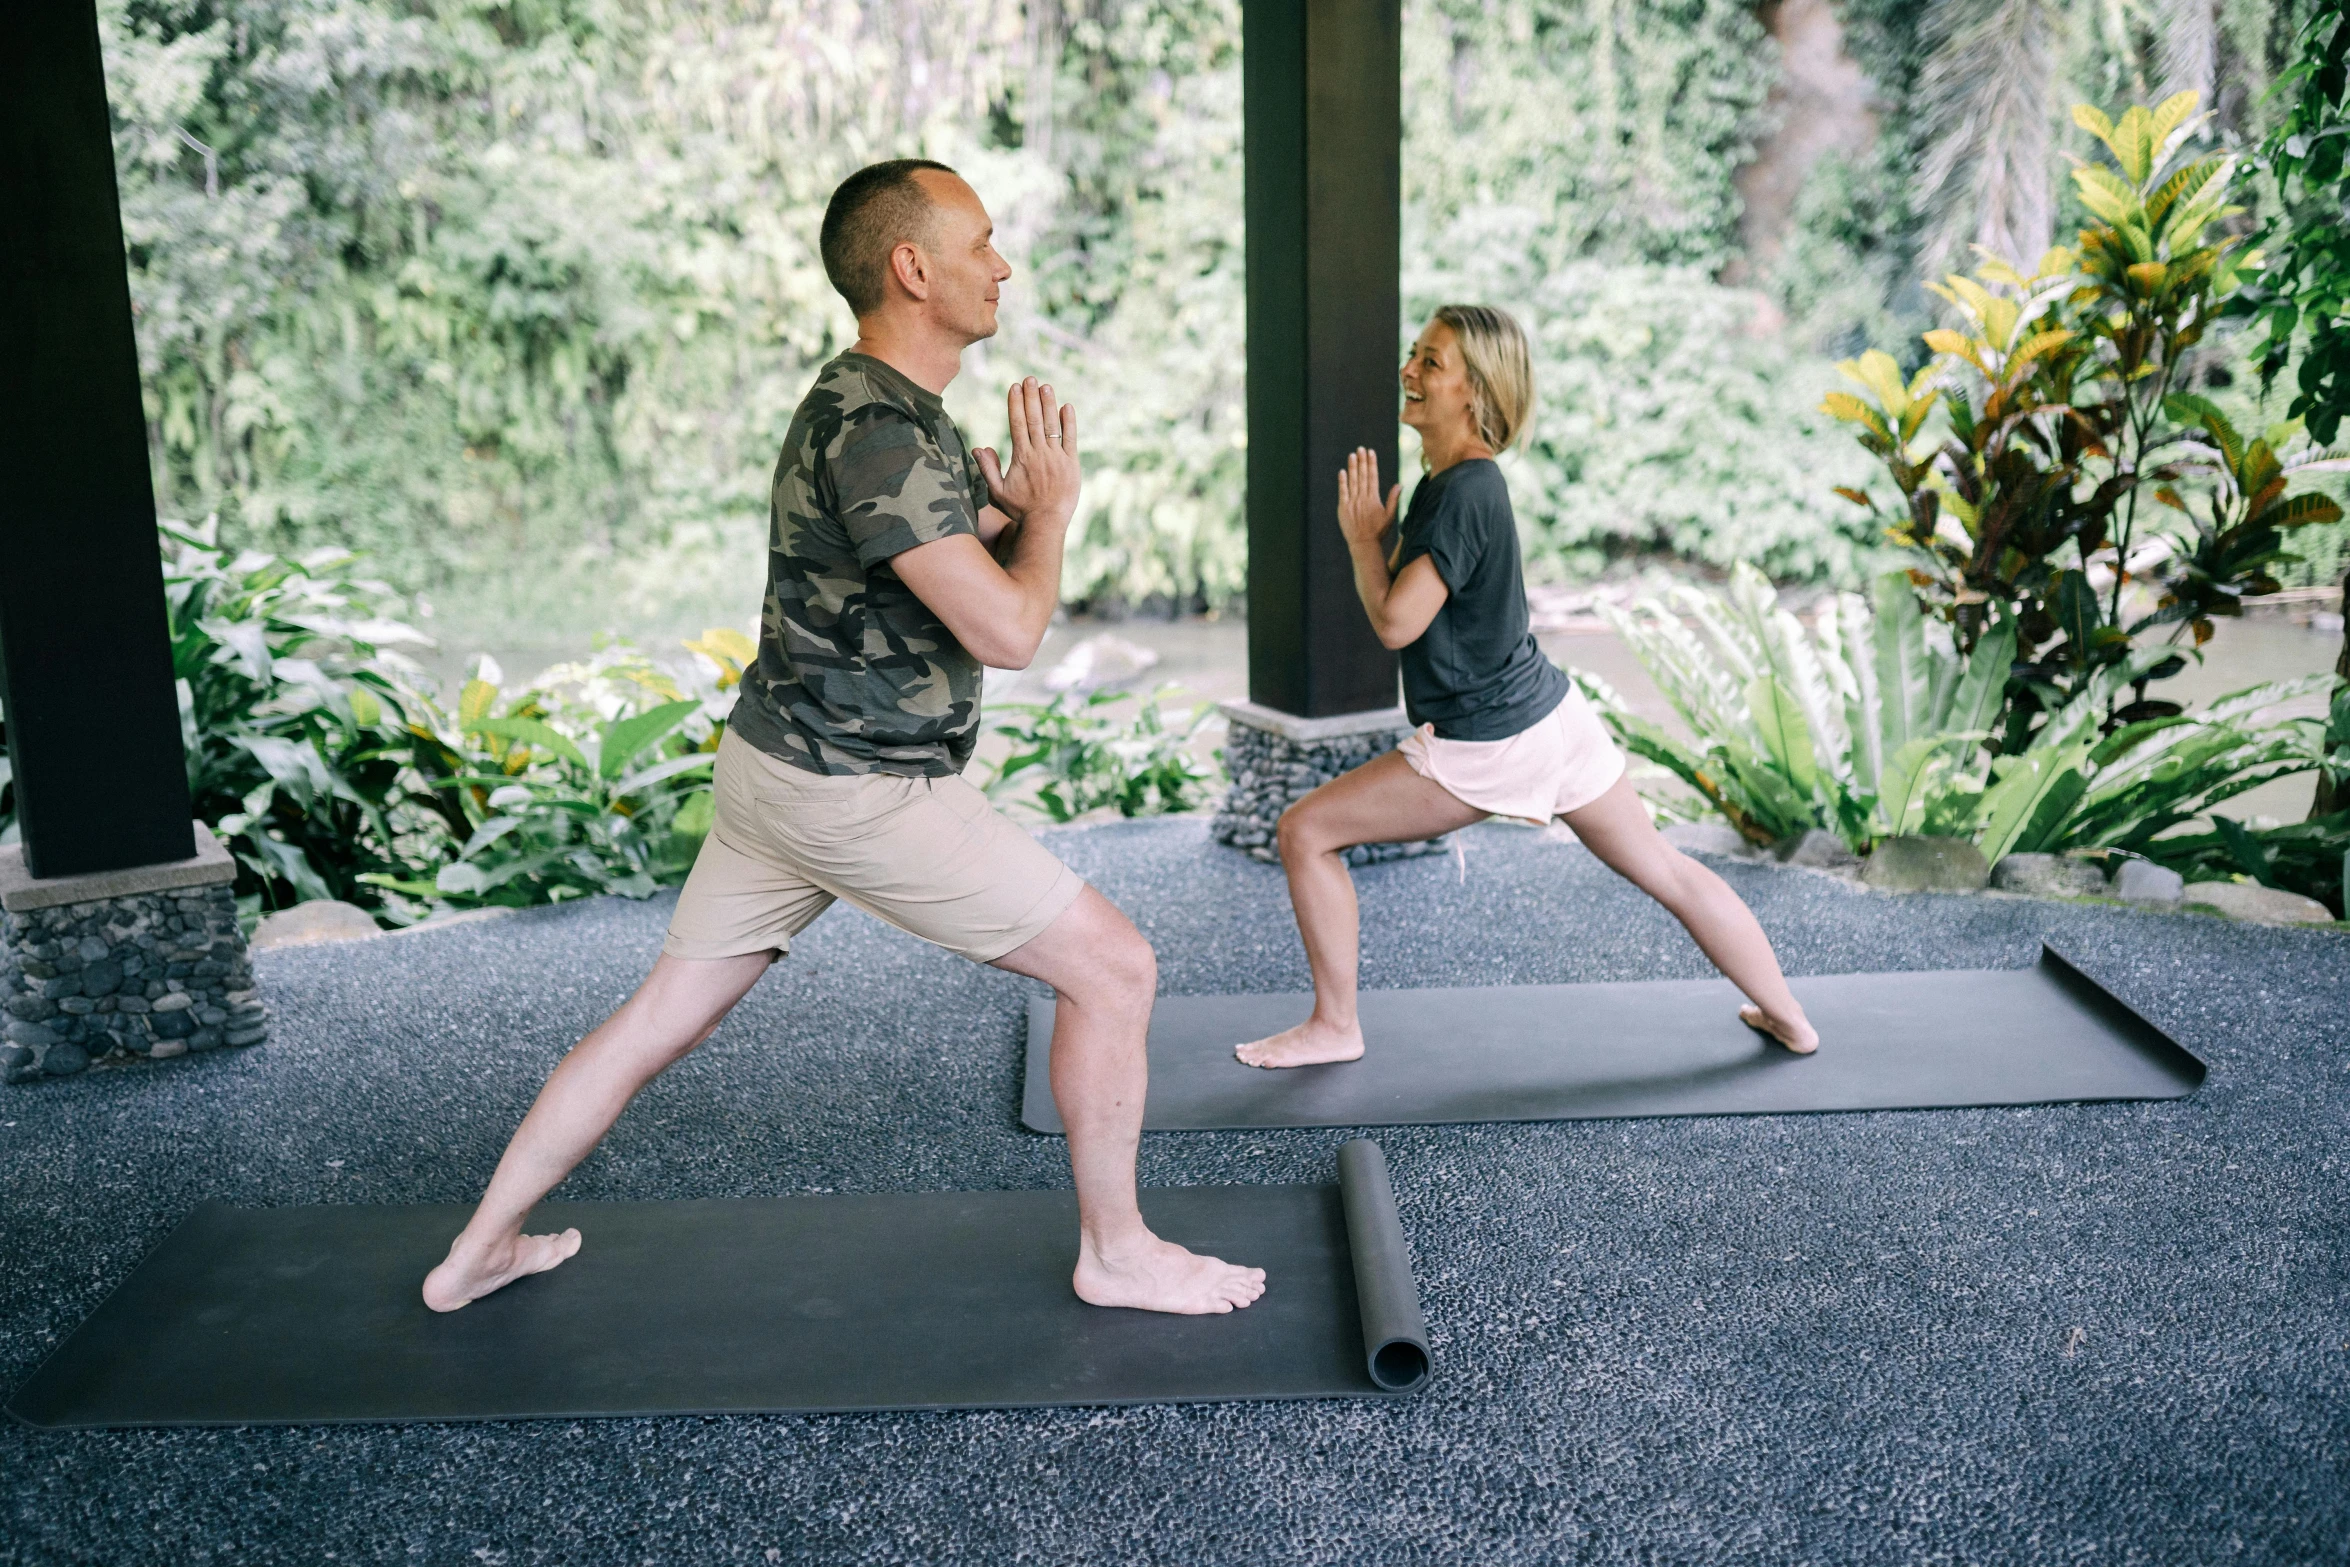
1210;701;1451;868
0;823;266;1084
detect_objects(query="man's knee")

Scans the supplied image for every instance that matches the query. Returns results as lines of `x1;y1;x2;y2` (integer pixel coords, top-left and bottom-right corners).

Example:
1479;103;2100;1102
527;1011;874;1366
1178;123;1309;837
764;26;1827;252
1103;925;1157;1003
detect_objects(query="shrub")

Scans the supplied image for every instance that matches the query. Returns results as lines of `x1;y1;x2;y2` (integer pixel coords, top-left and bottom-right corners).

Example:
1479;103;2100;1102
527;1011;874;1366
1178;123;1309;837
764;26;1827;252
358;638;737;918
1589;563;2339;862
161;518;430;911
0;519;751;927
982;687;1222;824
1824;93;2345;746
2235;7;2350;445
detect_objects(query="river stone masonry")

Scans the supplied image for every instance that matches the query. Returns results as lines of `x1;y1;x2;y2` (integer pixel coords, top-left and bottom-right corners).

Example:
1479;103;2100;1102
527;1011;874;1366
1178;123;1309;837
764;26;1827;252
0;824;265;1084
1210;701;1449;868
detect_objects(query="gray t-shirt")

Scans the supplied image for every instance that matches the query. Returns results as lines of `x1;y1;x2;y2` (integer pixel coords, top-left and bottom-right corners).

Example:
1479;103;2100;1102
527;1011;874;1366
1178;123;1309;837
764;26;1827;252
1392;458;1568;741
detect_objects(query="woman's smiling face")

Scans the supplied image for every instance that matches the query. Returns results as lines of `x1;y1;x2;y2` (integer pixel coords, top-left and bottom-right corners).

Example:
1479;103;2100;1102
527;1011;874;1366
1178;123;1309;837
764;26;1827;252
1399;321;1478;444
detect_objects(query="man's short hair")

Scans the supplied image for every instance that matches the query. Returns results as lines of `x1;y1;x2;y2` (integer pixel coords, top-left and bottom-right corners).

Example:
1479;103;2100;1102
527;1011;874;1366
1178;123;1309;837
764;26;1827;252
820;159;959;317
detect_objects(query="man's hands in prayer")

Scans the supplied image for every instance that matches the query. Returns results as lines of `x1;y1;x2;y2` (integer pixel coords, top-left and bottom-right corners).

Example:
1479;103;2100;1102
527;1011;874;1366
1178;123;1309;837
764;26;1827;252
976;377;1081;531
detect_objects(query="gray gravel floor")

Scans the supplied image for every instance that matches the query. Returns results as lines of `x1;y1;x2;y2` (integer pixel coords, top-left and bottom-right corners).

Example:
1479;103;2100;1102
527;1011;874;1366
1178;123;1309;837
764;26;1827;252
3;818;2347;1566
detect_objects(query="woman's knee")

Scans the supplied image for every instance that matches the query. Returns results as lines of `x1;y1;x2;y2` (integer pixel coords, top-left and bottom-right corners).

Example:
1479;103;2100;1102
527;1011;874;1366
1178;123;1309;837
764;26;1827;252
1275;795;1340;863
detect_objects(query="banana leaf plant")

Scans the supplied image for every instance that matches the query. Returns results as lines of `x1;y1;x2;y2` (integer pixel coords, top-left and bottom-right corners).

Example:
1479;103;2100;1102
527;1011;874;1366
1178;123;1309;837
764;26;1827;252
1965;666;2336;863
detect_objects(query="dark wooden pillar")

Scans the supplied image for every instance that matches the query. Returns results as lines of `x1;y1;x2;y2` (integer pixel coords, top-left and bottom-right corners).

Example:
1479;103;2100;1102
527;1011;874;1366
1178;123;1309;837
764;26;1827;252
1244;0;1402;718
0;3;195;879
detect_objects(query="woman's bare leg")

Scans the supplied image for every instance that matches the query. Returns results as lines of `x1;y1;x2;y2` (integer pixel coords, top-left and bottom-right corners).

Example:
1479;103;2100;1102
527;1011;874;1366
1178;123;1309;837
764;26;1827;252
1237;752;1488;1068
1559;778;1818;1053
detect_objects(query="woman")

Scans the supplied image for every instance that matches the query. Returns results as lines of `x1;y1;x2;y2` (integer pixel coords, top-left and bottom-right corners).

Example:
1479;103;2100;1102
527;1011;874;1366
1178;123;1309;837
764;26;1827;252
1236;305;1820;1068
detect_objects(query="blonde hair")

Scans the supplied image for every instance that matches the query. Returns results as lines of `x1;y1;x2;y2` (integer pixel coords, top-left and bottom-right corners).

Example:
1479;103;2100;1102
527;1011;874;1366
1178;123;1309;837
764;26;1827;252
1431;304;1536;452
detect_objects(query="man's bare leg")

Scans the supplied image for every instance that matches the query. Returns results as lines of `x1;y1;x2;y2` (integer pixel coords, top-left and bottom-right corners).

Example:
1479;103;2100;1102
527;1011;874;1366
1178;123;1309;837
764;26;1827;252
995;886;1266;1314
1559;778;1819;1053
1237;752;1489;1069
421;951;774;1311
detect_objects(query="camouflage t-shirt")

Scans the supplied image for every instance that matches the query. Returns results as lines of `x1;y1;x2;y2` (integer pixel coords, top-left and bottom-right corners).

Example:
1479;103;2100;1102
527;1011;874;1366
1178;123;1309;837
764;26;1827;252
730;352;987;778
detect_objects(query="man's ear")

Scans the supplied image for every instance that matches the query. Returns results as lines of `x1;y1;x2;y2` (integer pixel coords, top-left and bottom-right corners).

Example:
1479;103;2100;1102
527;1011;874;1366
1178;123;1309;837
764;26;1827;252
889;241;931;302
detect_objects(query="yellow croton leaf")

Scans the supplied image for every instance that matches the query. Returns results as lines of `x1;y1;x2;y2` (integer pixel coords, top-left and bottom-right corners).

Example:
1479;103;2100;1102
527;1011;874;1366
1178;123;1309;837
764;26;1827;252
458;677;497;728
2073;166;2141;229
684;627;757;690
2113;102;2157;184
2148;90;2201;162
2009;328;2073;369
1820;391;1890;441
2034;245;2078;279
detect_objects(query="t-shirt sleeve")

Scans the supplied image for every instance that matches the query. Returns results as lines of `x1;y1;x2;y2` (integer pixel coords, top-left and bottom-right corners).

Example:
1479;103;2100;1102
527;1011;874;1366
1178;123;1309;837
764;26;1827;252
1401;475;1487;595
831;406;979;568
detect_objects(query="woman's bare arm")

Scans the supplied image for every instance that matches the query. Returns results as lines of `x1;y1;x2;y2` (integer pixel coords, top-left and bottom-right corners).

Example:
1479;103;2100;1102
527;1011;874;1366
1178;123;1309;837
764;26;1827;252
1336;447;1449;649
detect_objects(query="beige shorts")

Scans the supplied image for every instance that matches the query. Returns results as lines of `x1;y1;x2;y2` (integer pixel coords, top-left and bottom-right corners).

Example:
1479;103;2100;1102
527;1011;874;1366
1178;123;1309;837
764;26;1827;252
1398;686;1627;824
663;729;1086;964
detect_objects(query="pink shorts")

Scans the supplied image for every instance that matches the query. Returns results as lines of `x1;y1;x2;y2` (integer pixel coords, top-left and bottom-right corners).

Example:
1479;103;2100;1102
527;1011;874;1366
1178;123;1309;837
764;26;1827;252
1398;686;1627;824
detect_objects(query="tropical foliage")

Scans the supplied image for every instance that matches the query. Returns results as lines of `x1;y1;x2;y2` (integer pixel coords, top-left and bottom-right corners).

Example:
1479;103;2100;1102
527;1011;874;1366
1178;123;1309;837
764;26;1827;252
1590;564;2339;873
983;687;1221;824
2237;7;2350;444
160;518;429;908
1826;93;2345;750
0;526;1225;922
107;0;2314;626
0;522;744;925
1591;567;2009;850
357;642;732;915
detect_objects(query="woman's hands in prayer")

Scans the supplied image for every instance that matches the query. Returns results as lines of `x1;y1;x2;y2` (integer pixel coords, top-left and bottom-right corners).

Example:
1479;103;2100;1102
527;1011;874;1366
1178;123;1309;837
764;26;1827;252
1336;446;1401;548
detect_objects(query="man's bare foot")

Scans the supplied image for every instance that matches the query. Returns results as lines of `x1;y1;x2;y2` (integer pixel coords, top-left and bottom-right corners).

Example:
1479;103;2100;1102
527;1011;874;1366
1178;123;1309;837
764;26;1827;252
1740;1003;1819;1055
1075;1233;1267;1315
1235;1017;1364;1069
421;1227;583;1313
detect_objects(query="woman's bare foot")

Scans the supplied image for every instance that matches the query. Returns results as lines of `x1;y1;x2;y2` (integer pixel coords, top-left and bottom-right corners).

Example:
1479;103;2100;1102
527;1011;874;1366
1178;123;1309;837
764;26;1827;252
1740;1003;1819;1055
1235;1017;1365;1069
1075;1232;1267;1314
421;1227;583;1313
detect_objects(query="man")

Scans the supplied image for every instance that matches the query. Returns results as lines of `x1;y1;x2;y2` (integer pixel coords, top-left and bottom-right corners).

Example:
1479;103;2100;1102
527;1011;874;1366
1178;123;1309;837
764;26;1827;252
422;160;1264;1317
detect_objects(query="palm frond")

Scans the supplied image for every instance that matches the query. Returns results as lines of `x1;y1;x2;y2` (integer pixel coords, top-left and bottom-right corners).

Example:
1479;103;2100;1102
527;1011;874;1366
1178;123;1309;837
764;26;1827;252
1918;0;2063;279
2156;0;2218;116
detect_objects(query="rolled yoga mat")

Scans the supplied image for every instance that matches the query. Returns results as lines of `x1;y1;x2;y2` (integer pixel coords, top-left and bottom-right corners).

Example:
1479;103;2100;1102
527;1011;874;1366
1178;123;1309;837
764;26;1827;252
6;1140;1429;1429
1021;944;2202;1134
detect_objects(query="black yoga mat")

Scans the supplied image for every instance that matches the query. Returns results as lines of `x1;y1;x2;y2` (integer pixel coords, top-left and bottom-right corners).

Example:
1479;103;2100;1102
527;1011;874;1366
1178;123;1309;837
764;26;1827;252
1022;944;2201;1133
6;1141;1429;1429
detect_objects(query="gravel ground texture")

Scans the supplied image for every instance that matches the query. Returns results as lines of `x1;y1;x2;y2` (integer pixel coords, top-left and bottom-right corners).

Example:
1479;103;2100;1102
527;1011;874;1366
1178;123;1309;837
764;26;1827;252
2;818;2346;1566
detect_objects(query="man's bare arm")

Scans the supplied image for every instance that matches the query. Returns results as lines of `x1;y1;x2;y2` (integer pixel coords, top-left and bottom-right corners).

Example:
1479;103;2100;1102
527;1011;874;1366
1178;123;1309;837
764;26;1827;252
893;378;1079;670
